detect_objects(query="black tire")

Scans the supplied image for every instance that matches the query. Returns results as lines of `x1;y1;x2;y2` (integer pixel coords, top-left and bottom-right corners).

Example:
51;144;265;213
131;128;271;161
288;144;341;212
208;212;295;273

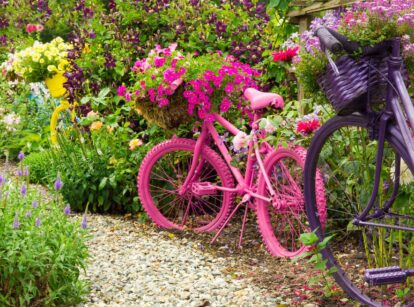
304;115;414;306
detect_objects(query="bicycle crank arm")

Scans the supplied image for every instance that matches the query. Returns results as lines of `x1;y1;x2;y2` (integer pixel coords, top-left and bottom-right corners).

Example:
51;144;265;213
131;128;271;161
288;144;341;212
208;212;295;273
365;266;414;286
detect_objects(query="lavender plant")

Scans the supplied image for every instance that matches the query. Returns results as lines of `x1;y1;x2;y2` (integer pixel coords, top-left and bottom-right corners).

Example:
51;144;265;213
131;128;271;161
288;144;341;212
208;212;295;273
0;161;89;305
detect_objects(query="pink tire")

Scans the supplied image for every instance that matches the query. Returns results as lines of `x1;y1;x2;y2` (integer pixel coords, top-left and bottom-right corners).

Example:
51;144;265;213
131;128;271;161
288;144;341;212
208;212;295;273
137;138;234;232
256;146;326;258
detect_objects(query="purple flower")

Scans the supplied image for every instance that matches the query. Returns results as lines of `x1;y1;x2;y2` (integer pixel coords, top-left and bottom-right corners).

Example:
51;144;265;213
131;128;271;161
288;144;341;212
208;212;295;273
23;167;29;177
13;216;20;229
16;169;22;177
215;21;227;34
32;200;38;208
54;176;63;191
0;17;9;29
20;184;27;196
18;151;25;161
88;30;96;39
0;174;5;186
0;35;7;46
35;217;41;227
64;205;71;215
81;215;88;229
25;210;32;218
104;52;116;69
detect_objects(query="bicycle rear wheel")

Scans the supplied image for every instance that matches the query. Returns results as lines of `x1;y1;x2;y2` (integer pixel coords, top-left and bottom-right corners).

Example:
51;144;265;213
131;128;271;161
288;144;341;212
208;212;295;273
305;115;414;306
138;138;234;232
256;146;326;258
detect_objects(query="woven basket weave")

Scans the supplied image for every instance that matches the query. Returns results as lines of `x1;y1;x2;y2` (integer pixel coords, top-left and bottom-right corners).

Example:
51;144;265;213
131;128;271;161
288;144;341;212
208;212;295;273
318;55;409;114
135;86;191;130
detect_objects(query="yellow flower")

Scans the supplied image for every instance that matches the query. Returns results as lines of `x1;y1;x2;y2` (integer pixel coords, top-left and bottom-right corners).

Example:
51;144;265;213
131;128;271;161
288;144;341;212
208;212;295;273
39;59;45;64
82;43;91;54
58;59;69;71
32;53;41;62
47;65;58;72
90;121;103;131
54;37;64;44
129;139;143;151
391;159;414;186
107;126;114;133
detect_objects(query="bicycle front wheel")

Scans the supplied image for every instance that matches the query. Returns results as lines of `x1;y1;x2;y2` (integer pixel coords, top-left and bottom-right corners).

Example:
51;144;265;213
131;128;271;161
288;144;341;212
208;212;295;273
305;115;414;306
138;138;234;232
256;146;326;258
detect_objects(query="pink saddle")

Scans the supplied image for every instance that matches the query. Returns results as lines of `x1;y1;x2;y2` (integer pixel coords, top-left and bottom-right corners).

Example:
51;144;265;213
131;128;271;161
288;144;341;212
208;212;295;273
244;88;284;111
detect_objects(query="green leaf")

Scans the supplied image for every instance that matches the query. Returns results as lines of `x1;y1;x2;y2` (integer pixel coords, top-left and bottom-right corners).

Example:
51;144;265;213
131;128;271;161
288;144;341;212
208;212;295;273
299;231;319;246
99;177;108;190
268;0;280;9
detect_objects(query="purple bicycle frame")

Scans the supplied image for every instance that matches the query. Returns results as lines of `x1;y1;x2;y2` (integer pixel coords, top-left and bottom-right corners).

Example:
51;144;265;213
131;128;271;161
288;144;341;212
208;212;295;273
353;38;414;232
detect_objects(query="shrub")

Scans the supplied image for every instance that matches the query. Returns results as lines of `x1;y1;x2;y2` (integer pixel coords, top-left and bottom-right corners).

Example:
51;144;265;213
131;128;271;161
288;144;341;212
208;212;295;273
0;169;89;306
23;151;50;184
42;122;167;213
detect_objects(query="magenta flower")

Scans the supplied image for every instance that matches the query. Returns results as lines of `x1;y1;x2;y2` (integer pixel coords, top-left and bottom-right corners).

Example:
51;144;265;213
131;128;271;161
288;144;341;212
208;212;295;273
220;98;231;112
154;56;166;68
117;85;127;97
159;98;169;107
125;92;132;102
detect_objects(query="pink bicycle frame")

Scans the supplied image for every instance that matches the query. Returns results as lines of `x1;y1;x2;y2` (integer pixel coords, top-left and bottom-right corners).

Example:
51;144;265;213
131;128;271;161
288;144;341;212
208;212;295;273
178;113;276;203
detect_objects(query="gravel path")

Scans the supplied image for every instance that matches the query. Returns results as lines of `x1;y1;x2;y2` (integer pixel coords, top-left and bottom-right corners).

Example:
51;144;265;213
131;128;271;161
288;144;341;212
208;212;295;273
79;215;285;307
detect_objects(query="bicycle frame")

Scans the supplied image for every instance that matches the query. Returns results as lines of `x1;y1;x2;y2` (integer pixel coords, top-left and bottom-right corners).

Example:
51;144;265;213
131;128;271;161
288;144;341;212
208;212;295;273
178;112;275;203
353;38;414;232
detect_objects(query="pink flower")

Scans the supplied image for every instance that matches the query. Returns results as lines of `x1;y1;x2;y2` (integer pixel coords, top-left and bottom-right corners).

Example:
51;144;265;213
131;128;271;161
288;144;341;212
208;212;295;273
232;131;251;151
26;24;37;33
117;85;127;97
148;88;156;102
134;90;141;96
35;24;44;31
224;83;234;94
169;43;178;51
154;56;166;68
159;98;169;106
220;97;231;113
125;92;131;102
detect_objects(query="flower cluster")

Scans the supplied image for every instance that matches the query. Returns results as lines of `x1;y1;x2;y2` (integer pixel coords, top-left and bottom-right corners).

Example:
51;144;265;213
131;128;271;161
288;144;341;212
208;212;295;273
296;107;321;135
183;55;260;122
119;43;187;107
26;23;43;33
2;112;21;132
272;47;299;62
1;37;72;83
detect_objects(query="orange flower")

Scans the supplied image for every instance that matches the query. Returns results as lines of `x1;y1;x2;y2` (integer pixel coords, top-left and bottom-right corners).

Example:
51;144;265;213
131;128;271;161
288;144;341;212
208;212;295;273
90;121;103;131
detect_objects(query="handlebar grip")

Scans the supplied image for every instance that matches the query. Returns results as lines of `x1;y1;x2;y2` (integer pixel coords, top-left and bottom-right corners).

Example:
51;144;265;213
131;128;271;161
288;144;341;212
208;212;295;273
316;27;343;53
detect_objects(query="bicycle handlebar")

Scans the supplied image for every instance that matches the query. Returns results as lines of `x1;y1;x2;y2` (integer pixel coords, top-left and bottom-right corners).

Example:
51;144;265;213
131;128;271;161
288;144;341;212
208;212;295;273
315;27;393;56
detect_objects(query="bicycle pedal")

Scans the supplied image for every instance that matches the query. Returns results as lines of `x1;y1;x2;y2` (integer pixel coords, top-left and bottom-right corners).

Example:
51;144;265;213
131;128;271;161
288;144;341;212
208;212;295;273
191;182;217;196
365;266;407;286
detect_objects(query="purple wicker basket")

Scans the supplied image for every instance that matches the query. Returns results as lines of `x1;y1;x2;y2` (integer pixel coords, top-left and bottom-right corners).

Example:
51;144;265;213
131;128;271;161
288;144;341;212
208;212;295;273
318;55;406;114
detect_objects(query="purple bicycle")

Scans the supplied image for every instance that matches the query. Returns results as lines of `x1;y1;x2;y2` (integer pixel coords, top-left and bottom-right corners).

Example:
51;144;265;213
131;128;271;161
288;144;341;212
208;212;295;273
304;28;414;305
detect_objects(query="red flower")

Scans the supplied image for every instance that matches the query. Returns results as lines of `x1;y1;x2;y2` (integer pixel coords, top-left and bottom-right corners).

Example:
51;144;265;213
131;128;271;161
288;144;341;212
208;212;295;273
26;24;37;33
296;118;320;134
272;47;299;62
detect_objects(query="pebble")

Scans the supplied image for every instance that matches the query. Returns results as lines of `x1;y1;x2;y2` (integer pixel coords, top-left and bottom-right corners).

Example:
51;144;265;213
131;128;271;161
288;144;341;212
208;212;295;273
77;215;279;306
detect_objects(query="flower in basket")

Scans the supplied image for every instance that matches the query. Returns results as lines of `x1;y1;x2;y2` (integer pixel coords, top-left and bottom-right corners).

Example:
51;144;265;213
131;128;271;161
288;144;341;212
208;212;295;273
290;1;414;100
1;37;72;84
183;53;260;122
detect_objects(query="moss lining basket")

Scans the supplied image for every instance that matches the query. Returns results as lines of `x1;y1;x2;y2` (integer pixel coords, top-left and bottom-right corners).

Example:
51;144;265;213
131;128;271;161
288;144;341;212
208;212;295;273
135;86;192;130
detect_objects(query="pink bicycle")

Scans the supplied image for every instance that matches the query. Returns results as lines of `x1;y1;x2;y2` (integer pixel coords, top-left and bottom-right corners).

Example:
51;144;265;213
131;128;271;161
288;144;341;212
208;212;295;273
138;88;326;257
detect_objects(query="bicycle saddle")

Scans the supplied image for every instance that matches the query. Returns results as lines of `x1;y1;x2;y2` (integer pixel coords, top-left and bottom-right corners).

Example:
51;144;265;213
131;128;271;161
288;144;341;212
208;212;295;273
244;88;284;111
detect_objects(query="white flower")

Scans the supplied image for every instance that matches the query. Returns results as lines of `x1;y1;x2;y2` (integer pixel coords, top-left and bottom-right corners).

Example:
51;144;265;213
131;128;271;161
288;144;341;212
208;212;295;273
264;119;275;134
391;159;414;186
232;131;251;151
2;112;21;132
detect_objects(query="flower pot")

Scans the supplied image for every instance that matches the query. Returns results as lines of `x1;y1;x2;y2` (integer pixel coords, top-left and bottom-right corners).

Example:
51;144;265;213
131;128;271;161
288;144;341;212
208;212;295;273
45;72;67;98
135;86;192;130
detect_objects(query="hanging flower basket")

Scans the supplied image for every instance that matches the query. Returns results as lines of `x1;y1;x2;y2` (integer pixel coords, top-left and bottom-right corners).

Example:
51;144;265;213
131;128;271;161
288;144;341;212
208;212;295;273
45;72;67;98
135;85;191;130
